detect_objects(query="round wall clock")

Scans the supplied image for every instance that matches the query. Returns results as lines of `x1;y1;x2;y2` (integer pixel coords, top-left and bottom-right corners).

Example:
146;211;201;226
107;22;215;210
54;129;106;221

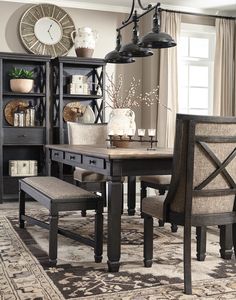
19;4;75;57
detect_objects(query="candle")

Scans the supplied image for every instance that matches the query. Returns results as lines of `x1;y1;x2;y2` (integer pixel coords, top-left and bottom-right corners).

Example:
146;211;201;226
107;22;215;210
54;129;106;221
117;129;124;137
138;128;145;137
148;129;156;137
127;128;135;136
108;129;114;136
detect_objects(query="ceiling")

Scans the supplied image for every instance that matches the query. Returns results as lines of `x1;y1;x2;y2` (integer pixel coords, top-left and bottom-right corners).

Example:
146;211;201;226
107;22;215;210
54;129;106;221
68;0;236;11
2;0;236;14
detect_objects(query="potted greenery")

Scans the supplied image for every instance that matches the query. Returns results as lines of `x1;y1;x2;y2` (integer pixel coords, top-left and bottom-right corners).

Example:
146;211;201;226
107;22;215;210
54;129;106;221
9;67;34;93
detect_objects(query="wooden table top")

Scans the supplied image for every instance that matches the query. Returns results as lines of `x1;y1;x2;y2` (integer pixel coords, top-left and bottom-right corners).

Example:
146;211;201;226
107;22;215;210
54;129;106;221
46;144;173;160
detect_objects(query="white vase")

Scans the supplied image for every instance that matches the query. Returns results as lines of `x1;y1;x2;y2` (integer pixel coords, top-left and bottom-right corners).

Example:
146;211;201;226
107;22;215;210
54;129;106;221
71;27;98;58
107;108;136;137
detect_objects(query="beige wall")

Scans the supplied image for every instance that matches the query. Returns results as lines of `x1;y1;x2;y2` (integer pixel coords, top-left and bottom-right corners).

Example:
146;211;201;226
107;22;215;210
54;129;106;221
0;1;118;57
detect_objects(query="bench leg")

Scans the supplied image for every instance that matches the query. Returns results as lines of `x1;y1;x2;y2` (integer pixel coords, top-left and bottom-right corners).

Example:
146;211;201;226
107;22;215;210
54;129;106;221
49;213;59;265
19;189;26;229
94;206;103;263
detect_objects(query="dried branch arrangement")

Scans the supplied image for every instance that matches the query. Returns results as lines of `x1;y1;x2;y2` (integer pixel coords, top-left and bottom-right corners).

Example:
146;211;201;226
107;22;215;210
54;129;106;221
104;73;170;111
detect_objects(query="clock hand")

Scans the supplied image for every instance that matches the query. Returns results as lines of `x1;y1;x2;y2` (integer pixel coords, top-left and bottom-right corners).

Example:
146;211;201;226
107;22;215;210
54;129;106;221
48;30;53;41
48;24;53;32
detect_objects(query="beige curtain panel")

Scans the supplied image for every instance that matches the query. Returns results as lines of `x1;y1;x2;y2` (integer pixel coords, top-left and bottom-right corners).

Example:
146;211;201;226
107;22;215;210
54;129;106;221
157;11;181;148
213;18;236;116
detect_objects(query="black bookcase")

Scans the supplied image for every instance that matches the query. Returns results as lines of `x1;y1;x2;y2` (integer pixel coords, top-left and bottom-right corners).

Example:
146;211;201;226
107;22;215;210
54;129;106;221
0;52;51;201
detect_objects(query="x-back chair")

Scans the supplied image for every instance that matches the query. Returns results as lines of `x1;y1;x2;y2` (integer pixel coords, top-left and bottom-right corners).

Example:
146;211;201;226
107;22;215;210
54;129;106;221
142;114;236;294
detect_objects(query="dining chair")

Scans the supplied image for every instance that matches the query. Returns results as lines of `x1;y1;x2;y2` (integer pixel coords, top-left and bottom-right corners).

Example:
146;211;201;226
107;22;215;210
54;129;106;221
67;122;108;216
140;175;179;231
142;114;236;294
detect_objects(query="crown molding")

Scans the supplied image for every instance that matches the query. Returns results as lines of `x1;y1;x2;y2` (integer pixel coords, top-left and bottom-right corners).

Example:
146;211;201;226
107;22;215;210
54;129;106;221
0;0;131;13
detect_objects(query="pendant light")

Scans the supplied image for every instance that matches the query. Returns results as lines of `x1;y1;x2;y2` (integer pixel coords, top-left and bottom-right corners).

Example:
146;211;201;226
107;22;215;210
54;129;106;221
119;11;153;58
105;30;135;64
104;1;176;64
139;6;176;48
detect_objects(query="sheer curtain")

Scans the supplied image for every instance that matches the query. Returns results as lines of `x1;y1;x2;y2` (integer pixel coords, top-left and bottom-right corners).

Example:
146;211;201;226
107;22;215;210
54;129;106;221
213;18;236;116
157;11;181;148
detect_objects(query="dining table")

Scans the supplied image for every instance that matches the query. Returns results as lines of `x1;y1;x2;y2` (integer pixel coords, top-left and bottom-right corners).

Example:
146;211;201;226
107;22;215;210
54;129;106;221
46;144;173;272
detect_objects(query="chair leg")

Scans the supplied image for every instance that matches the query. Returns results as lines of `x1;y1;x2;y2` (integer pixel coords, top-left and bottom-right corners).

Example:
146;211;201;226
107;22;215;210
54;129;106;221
196;226;206;261
184;223;192;294
19;188;26;229
158;190;167;227
81;210;87;217
94;204;103;263
219;224;233;260
140;182;147;218
49;213;58;265
233;223;236;258
128;176;136;216
171;223;178;233
159;189;178;233
101;181;107;207
143;214;153;267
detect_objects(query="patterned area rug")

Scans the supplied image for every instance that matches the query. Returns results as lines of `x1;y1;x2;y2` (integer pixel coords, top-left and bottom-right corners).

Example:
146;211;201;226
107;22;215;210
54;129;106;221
1;204;236;299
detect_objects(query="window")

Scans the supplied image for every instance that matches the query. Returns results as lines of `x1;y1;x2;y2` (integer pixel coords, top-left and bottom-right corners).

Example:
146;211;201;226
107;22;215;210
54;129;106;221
178;23;215;115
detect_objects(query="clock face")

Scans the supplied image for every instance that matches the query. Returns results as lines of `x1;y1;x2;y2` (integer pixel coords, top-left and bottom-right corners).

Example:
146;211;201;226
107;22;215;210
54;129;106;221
19;4;75;57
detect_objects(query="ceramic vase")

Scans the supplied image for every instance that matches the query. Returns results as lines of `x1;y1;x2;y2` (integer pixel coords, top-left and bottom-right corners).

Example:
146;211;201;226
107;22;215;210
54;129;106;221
108;108;136;147
71;27;98;58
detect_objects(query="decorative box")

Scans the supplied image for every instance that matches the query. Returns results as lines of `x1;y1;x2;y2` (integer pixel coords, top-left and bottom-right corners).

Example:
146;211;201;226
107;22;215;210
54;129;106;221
9;160;38;177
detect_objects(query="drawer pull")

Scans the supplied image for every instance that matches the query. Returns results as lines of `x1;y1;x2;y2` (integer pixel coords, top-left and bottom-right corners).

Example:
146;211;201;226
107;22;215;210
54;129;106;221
89;159;96;165
70;155;75;160
54;152;59;156
18;134;26;138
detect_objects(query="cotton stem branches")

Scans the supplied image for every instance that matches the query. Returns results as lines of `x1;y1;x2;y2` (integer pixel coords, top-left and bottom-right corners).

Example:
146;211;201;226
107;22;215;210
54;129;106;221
104;73;171;111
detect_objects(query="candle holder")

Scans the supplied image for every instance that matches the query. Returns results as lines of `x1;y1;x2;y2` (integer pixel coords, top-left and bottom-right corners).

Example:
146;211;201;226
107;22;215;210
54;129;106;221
147;129;156;150
106;133;157;150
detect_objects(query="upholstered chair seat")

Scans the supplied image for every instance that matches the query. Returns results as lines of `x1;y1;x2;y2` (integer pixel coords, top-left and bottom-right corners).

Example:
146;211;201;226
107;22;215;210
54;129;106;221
74;167;107;182
141;175;171;186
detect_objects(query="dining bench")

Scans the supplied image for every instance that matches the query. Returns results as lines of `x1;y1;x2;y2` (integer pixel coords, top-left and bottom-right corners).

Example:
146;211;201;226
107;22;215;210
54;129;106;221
19;176;104;265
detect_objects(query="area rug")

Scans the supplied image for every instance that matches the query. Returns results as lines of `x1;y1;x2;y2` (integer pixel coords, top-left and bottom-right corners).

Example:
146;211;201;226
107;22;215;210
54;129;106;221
1;205;236;299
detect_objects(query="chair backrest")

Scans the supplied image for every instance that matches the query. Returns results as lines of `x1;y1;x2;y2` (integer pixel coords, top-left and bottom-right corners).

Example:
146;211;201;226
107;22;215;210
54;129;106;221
165;114;236;217
67;122;108;146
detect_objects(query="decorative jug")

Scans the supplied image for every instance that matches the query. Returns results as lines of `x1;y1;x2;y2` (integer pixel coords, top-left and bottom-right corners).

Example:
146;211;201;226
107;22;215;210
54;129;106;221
71;27;98;58
107;108;136;137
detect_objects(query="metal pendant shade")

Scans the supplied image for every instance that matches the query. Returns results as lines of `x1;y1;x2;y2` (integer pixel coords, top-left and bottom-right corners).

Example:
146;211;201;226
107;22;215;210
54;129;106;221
105;31;135;64
139;7;176;49
119;43;153;57
105;49;135;63
140;31;176;48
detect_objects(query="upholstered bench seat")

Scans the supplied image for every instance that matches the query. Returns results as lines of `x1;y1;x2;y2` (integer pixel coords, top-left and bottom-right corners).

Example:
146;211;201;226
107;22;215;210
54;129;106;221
19;176;104;265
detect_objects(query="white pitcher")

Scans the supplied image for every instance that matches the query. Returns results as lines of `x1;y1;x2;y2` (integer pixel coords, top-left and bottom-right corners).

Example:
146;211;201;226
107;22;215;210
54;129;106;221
71;27;98;58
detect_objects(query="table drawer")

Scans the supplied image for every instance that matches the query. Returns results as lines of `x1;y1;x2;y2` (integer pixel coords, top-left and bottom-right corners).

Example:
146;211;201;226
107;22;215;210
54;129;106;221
83;155;105;170
4;128;45;145
51;150;64;162
65;152;81;164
